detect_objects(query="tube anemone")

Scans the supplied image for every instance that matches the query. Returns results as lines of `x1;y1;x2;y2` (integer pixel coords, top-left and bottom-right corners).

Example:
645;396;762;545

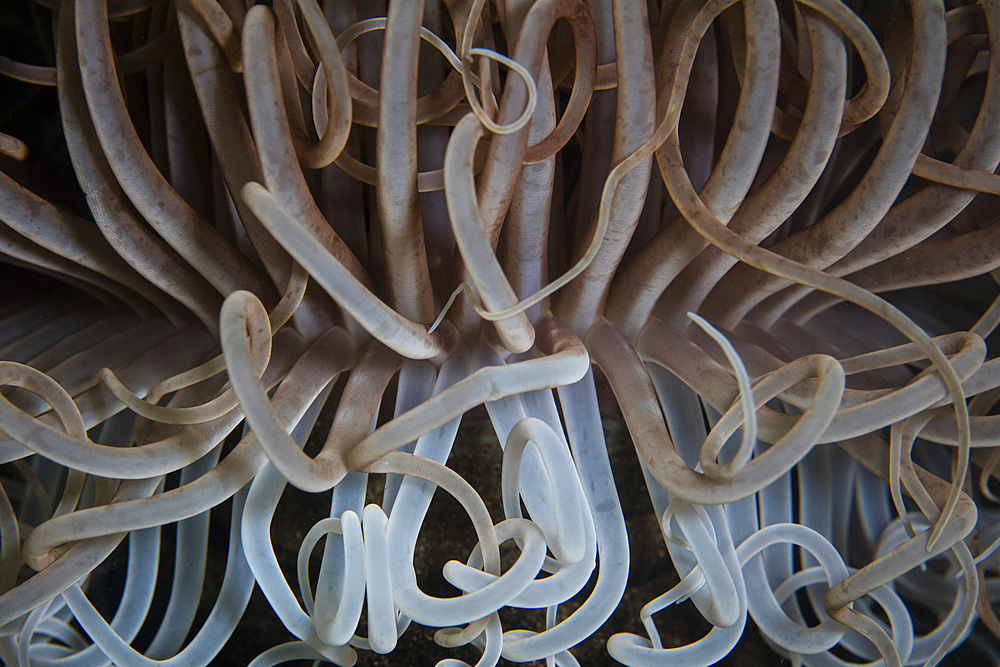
1;0;999;665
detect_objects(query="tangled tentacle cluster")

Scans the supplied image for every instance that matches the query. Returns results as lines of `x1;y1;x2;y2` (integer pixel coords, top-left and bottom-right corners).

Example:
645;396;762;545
1;0;1000;664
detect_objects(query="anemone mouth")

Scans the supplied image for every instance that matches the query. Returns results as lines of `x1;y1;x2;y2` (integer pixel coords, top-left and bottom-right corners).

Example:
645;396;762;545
1;0;999;665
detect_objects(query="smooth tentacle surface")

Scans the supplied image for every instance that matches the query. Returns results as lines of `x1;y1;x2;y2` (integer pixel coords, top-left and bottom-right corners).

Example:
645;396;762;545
1;0;999;664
